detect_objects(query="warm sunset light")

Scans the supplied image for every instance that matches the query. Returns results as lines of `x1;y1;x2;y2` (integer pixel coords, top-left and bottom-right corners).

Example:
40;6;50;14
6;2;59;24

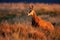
0;0;60;40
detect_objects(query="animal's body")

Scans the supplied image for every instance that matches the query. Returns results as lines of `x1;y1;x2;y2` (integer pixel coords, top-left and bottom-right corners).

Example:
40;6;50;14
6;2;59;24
32;17;38;27
28;9;54;32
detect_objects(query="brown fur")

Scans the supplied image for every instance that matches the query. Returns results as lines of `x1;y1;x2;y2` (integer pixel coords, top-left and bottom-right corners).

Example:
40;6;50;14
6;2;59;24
28;9;54;32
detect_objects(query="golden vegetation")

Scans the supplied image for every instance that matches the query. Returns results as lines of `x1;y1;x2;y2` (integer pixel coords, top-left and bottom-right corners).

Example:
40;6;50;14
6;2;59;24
0;21;60;40
0;3;60;12
0;3;60;40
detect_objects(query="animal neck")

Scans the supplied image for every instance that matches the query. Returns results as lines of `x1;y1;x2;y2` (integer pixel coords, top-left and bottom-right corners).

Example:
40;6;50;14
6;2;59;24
32;12;36;19
32;11;42;20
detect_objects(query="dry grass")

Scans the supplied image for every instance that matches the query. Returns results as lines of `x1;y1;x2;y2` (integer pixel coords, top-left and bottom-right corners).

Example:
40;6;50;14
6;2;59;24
0;20;60;40
0;22;47;40
0;3;60;40
0;3;60;12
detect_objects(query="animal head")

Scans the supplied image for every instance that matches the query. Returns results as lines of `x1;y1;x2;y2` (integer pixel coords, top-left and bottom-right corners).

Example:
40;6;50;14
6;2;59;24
28;10;35;16
28;5;35;16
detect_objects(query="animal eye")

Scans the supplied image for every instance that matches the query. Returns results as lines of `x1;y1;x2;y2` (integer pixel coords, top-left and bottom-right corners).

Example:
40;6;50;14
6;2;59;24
29;10;31;13
28;7;32;13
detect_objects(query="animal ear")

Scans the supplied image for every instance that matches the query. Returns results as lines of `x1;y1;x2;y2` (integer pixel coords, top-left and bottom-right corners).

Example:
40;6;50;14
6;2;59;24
29;4;34;9
29;4;34;13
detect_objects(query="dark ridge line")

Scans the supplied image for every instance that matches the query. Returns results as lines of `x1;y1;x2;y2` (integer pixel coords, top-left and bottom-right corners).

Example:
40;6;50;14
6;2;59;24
0;2;60;4
0;0;60;4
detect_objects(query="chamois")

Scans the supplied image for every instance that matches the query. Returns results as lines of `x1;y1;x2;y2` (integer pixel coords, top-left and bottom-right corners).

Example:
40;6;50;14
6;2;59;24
28;5;54;32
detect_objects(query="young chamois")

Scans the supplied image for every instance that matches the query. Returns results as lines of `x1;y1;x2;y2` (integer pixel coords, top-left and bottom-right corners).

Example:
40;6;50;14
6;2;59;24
28;5;54;32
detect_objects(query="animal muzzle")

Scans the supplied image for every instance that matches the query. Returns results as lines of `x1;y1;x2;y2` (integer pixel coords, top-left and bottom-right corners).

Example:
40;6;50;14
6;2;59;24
28;13;30;16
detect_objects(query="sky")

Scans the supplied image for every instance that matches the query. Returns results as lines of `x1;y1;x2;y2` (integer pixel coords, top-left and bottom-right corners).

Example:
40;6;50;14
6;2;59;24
0;0;60;4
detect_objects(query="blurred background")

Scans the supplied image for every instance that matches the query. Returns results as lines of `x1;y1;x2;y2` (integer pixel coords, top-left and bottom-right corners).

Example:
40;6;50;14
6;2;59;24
0;0;60;40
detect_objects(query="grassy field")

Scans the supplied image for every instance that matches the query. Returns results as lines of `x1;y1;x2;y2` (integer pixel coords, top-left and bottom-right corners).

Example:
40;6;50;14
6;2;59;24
0;3;60;40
